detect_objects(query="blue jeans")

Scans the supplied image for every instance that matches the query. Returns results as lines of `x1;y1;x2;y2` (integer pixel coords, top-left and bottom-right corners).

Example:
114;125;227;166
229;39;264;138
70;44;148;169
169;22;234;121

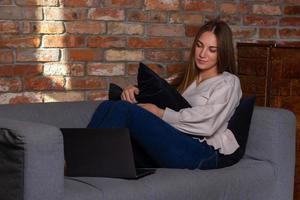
87;100;218;169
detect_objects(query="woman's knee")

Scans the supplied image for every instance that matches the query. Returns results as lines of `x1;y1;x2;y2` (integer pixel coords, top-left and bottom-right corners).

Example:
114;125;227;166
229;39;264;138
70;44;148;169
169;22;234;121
114;100;136;109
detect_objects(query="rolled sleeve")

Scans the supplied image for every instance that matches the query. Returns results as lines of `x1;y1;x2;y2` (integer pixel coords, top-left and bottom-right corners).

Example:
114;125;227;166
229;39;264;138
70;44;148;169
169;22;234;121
162;107;180;124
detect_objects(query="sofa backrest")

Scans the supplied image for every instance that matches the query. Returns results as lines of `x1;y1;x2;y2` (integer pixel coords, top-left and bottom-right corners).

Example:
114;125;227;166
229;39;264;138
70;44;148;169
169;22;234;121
0;101;101;128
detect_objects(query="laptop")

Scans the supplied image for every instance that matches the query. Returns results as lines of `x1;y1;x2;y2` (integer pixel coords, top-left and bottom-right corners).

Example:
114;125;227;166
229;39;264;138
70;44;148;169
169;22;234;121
61;128;155;179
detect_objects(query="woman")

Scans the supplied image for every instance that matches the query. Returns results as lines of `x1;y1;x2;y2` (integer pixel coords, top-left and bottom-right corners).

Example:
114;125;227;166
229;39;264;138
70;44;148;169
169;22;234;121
88;19;242;170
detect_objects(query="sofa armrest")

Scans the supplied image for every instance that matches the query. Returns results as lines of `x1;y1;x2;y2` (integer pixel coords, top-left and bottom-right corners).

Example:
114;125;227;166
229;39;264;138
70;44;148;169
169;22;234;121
245;107;296;200
0;118;64;200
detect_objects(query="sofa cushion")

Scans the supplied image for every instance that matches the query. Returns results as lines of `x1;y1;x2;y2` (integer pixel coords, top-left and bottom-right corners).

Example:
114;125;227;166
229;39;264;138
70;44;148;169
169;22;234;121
65;161;274;200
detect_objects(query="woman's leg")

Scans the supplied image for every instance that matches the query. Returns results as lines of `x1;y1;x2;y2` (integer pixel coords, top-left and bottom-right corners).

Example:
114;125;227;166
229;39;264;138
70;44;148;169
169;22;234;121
87;100;117;128
89;100;217;169
87;100;158;167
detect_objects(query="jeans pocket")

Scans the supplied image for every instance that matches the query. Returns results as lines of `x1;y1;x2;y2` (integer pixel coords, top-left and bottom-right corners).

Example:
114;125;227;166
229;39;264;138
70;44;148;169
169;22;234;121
198;151;218;170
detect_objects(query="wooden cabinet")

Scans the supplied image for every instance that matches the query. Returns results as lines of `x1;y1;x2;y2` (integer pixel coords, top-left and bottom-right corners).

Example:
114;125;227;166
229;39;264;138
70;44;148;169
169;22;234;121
237;43;300;199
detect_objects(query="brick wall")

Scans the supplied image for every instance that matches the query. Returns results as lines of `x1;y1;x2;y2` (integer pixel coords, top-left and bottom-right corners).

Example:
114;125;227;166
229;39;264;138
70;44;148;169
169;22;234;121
0;0;299;104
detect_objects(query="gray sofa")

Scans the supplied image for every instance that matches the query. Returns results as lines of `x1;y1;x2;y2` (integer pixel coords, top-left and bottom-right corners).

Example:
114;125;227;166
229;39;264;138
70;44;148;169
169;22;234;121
0;100;296;200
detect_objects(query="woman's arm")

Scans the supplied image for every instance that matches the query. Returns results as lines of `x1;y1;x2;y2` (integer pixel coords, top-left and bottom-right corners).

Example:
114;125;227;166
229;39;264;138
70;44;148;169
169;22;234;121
163;82;242;137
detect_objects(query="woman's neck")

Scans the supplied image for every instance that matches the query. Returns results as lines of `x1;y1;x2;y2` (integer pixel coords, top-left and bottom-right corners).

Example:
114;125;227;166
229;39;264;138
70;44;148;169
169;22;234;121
196;68;220;85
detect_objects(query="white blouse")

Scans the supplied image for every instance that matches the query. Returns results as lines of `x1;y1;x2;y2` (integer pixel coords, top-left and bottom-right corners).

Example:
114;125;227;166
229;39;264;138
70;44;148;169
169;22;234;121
162;72;242;155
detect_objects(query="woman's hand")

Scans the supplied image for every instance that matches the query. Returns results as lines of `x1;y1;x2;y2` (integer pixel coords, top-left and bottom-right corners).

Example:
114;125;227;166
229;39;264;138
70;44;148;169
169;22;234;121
138;103;165;118
121;85;139;103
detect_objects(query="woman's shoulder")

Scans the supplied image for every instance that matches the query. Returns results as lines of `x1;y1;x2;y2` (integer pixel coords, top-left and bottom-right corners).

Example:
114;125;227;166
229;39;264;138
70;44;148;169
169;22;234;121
219;72;240;86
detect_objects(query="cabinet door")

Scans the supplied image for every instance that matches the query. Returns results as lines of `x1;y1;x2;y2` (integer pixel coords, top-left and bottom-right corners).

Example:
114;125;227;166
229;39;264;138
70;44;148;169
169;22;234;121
270;48;300;112
237;45;270;106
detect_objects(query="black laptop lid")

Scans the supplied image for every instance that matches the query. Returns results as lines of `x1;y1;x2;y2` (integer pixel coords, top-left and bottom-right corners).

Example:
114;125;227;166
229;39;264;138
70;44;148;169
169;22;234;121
61;128;137;178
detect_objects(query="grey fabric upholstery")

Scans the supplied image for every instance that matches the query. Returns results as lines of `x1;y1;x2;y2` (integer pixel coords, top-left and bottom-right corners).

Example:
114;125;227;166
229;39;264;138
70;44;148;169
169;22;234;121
0;118;64;200
0;127;24;200
245;107;296;200
0;101;296;200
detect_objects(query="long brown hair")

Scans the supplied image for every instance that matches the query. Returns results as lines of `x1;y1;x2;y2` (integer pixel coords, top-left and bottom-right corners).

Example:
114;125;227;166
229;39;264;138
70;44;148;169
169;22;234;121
172;19;236;93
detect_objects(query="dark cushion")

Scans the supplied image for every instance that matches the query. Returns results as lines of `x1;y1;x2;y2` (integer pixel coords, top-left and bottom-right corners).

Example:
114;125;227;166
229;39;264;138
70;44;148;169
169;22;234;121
109;62;191;111
217;96;256;168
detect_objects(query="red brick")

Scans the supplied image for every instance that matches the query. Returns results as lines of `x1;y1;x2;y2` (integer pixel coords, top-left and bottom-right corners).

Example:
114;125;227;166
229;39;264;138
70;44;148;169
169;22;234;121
284;5;300;15
170;13;203;24
0;21;19;34
0;0;12;5
87;36;126;48
0;65;13;76
145;0;179;10
128;63;164;75
0;78;21;92
14;64;43;76
43;63;84;76
218;15;242;26
127;10;148;22
24;76;64;91
280;17;300;26
0;49;13;64
279;28;300;38
88;8;125;21
43;91;85;102
110;76;137;88
147;24;185;36
44;7;87;20
252;4;281;15
167;63;187;76
128;37;168;48
15;0;58;6
149;11;168;23
43;35;85;47
243;15;278;26
145;50;181;62
259;28;277;38
183;1;216;12
107;22;144;35
65;77;107;90
284;0;300;3
30;22;65;34
87;63;125;76
220;3;238;15
185;25;199;37
17;49;59;62
105;50;144;61
169;38;193;48
61;0;98;7
0;64;43;77
232;27;257;39
65;22;105;34
68;48;103;61
87;91;108;101
104;0;142;8
0;92;43;104
0;7;43;20
0;35;40;48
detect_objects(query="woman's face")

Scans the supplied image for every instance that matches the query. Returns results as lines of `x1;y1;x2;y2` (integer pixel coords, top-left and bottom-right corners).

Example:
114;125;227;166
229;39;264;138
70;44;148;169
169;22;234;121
194;31;218;73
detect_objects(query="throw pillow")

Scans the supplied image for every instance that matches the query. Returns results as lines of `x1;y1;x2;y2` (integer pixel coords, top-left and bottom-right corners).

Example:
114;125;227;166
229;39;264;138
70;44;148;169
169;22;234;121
109;62;191;112
217;96;256;168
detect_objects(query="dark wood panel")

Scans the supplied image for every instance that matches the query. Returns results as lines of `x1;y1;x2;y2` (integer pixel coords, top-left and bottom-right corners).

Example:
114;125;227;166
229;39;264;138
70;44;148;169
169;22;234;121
237;43;300;200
